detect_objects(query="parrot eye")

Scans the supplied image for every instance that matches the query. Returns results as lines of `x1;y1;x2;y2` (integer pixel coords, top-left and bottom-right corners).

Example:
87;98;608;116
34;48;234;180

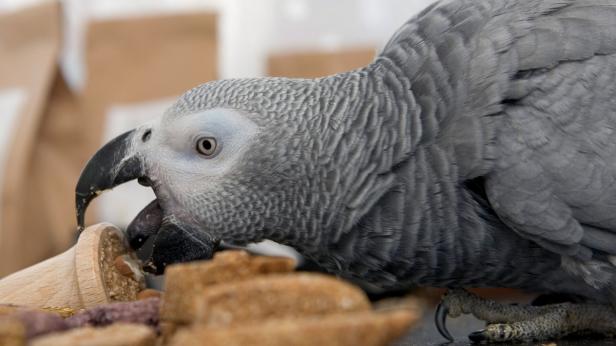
196;137;219;157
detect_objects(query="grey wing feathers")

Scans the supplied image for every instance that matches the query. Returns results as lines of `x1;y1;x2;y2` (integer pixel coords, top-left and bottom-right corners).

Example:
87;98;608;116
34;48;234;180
514;1;616;71
485;0;616;259
381;0;616;260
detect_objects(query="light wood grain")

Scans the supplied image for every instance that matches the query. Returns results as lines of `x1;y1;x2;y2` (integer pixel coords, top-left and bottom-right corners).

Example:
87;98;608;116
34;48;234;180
0;223;132;309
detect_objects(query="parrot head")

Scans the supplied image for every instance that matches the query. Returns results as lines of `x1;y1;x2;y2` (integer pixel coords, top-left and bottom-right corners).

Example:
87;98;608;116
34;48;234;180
75;77;354;274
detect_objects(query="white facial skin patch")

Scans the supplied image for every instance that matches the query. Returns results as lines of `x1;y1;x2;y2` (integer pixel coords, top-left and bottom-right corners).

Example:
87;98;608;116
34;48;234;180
152;108;260;179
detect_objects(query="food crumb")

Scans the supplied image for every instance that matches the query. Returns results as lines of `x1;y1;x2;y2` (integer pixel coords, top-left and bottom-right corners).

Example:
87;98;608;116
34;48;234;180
137;289;162;300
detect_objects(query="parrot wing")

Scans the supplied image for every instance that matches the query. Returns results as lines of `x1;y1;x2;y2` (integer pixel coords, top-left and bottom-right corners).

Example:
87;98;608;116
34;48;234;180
483;1;616;262
379;0;616;263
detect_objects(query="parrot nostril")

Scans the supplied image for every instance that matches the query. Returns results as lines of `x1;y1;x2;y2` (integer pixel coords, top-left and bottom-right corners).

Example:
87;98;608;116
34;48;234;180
141;129;152;142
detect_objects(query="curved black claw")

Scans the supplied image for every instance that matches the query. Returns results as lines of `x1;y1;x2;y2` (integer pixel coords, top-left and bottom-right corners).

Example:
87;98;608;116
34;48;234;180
435;302;454;342
468;329;487;343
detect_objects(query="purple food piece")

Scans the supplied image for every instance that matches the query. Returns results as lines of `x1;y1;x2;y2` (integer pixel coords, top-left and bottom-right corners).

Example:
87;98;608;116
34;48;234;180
66;298;160;329
13;310;68;338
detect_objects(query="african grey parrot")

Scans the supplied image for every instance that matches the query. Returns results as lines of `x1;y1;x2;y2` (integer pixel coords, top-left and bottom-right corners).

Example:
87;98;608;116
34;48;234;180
76;0;616;342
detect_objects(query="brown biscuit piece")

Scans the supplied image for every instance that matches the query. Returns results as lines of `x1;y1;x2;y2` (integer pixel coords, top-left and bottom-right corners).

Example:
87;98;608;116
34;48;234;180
161;250;295;323
247;255;297;273
158;322;178;346
137;289;162;301
0;305;22;317
194;273;370;326
30;323;156;346
0;317;26;346
169;310;417;346
372;295;426;314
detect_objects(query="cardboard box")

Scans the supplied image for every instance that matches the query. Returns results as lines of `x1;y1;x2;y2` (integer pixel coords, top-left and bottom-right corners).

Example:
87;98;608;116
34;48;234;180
0;2;62;276
267;47;376;78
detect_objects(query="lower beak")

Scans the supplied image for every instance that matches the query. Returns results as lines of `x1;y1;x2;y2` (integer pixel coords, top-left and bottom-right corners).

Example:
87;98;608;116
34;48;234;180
145;220;218;275
127;199;218;275
75;130;144;230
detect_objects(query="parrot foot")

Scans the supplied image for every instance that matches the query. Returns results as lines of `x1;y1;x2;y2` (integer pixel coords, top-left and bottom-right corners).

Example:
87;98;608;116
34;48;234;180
435;288;616;343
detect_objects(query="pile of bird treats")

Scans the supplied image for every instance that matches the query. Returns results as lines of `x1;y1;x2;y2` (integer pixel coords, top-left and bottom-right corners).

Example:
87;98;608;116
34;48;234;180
0;238;418;345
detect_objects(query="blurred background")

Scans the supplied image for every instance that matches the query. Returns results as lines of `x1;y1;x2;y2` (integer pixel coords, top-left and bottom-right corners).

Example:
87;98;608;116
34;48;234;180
0;0;436;276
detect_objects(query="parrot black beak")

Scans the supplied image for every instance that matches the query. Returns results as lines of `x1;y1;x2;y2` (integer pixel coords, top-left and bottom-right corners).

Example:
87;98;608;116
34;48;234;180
75;130;145;230
144;220;219;275
127;200;218;275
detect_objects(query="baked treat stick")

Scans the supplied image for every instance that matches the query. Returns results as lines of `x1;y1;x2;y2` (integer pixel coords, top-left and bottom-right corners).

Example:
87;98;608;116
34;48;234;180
161;250;295;324
169;310;418;346
0;317;26;346
30;323;155;346
193;273;371;326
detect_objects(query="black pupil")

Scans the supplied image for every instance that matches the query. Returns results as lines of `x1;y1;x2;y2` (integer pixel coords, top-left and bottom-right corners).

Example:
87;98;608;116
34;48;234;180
203;139;212;151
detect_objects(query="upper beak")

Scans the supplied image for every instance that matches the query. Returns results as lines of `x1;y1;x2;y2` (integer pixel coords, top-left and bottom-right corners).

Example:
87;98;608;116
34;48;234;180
75;130;145;230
